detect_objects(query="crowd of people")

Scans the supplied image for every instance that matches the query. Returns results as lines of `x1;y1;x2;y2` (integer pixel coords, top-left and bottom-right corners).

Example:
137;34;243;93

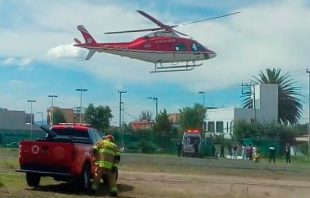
176;140;292;165
217;142;292;164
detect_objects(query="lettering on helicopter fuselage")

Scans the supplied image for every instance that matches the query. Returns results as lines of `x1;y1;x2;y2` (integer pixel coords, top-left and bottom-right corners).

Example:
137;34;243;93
114;46;128;49
155;39;176;44
144;43;151;48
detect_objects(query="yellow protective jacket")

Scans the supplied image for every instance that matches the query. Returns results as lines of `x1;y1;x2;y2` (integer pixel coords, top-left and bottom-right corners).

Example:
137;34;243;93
93;139;120;169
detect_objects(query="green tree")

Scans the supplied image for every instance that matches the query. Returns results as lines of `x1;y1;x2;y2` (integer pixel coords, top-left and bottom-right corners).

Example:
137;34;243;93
242;68;303;125
139;110;152;121
152;109;172;134
84;103;113;132
53;109;66;124
178;103;206;130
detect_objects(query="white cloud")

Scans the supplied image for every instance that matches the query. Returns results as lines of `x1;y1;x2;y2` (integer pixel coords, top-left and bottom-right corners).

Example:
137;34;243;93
3;57;33;67
47;43;86;59
3;58;15;65
8;79;27;88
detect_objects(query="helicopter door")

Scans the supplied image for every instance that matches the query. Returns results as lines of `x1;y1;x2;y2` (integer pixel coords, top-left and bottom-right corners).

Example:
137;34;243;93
174;43;192;61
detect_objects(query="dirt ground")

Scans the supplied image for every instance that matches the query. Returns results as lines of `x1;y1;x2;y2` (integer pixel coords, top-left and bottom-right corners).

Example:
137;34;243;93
117;170;310;198
1;151;310;198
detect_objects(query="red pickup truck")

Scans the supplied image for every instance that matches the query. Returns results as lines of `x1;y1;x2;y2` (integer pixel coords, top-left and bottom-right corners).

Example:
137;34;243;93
16;124;118;190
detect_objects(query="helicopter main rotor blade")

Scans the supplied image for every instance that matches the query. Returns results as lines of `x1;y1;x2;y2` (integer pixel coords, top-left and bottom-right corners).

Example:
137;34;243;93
175;11;240;27
172;29;188;37
104;10;240;36
136;10;188;36
105;27;161;34
136;10;169;29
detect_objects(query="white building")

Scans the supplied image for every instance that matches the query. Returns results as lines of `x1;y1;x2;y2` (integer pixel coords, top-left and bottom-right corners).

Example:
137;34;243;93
206;84;278;139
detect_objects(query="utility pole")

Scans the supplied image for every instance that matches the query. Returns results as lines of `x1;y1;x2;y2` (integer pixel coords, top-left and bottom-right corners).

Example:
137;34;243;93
118;90;127;145
198;91;205;133
121;102;125;146
147;96;158;121
306;69;310;155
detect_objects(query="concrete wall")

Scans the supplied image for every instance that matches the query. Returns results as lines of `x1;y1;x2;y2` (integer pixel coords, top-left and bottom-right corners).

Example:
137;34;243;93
255;84;278;124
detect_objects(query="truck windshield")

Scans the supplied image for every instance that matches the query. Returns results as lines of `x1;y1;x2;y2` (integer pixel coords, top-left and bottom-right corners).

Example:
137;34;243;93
184;136;200;145
51;128;89;138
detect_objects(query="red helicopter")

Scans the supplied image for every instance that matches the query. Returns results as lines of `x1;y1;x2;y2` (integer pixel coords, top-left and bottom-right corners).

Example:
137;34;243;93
74;10;239;73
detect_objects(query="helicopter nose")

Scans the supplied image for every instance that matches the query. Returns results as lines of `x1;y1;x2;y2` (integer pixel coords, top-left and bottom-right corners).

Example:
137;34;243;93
204;50;216;59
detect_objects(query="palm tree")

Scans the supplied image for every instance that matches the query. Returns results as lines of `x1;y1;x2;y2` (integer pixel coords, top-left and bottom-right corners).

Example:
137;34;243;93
242;68;303;125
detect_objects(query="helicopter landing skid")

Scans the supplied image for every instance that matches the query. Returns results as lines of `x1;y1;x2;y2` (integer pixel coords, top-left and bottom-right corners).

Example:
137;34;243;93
151;61;203;73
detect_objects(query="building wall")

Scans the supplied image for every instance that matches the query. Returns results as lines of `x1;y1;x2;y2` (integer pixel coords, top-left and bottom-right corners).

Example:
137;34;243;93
207;108;234;138
168;113;179;124
206;84;279;139
255;84;278;124
131;121;154;130
0;109;41;130
47;106;82;125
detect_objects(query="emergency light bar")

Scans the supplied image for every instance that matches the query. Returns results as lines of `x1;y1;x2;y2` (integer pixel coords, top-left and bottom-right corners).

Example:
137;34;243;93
58;123;92;127
186;129;200;133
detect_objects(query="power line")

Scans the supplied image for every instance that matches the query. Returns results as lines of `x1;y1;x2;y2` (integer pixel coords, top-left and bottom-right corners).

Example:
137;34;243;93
123;109;138;120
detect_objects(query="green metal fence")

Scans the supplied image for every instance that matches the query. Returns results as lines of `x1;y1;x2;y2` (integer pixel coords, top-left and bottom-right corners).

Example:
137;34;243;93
243;137;281;157
0;129;44;146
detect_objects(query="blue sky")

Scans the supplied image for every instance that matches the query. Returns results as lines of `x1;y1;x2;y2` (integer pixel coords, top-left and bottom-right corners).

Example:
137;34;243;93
1;0;310;125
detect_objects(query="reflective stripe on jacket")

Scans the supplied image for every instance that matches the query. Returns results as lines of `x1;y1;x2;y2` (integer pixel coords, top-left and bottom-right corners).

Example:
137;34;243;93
93;139;119;169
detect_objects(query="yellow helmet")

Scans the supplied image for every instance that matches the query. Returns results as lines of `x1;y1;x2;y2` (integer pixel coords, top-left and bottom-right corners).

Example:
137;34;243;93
105;134;114;142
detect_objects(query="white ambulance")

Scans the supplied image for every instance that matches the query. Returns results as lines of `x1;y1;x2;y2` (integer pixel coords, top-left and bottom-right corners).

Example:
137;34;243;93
181;129;201;157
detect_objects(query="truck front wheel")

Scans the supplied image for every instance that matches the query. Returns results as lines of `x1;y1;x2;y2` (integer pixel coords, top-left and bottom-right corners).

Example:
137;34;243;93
26;172;41;187
79;163;91;190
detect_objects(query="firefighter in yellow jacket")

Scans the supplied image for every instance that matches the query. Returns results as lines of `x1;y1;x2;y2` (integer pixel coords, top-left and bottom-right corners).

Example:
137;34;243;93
92;134;120;197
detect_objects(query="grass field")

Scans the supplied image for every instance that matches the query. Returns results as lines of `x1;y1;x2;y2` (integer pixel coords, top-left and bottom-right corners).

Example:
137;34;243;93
1;147;310;197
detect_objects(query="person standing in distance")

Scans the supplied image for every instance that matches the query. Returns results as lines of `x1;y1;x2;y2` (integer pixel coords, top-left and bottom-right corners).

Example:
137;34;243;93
285;143;291;164
176;142;182;157
269;144;276;164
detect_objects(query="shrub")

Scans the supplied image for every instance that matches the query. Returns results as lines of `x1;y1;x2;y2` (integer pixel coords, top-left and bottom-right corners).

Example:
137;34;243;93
138;140;157;154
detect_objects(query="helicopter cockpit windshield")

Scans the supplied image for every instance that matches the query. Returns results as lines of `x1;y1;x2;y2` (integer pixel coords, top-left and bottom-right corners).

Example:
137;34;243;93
191;41;207;51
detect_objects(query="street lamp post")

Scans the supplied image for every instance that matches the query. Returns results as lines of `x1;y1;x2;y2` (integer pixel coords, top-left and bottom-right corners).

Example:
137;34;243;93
118;90;127;146
198;91;205;135
48;95;58;125
76;89;87;124
37;112;43;125
147;96;158;121
198;91;205;107
27;100;36;140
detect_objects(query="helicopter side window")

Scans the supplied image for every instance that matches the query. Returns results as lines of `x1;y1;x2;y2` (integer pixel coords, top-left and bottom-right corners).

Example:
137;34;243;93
192;43;198;51
175;43;186;51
